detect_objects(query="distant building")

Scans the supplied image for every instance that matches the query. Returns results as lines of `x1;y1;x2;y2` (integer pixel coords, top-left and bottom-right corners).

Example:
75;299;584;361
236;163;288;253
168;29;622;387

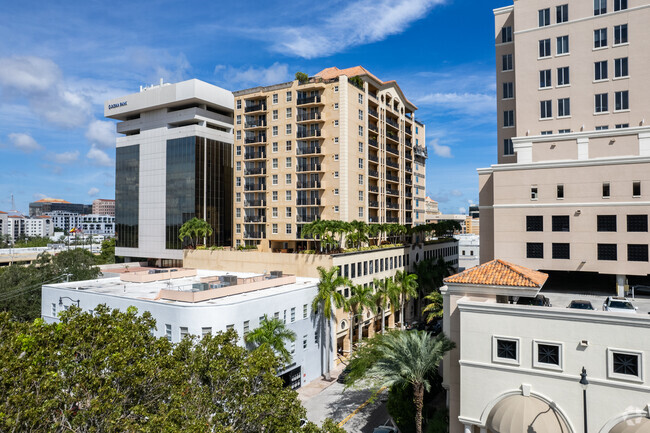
468;205;479;219
1;213;53;241
454;234;479;271
465;215;479;236
24;216;54;238
48;211;82;233
425;197;441;220
0;212;7;240
92;199;115;217
79;214;114;236
29;198;91;217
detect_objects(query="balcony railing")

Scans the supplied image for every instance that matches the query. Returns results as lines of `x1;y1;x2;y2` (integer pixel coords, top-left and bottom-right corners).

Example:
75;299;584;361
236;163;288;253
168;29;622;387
244;216;266;223
405;178;412;186
297;163;322;172
369;200;379;208
414;146;428;158
243;231;265;238
368;185;379;193
405;126;412;135
297;112;321;121
386;217;399;223
386;118;399;129
386;132;399;143
368;124;379;133
297;214;320;223
406;164;413;172
297;95;322;105
368;169;379;178
369;138;378;148
368;108;378;118
386;174;399;183
405;191;413;198
245;136;266;144
244;151;266;160
244;183;266;191
245;103;266;113
297;129;321;138
244;200;266;207
297;180;322;189
405;205;413;211
386;145;399;155
297;146;321;155
405;217;413;223
386;202;399;210
369;92;378;100
406;139;412;147
244;167;266;175
386;188;399;196
386;160;399;169
405;152;412;160
368;154;379;163
297;198;321;206
244;121;267;128
369;217;379;223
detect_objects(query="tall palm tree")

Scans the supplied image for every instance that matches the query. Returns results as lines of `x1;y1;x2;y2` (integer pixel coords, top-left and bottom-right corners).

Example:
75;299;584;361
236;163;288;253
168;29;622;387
394;270;418;329
422;291;444;323
366;331;455;433
244;315;296;364
367;223;381;246
372;278;395;334
312;266;348;380
347;284;376;347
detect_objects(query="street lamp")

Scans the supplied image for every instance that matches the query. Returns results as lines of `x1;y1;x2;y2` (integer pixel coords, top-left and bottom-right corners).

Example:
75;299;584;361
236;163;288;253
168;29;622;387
59;296;80;308
579;367;589;433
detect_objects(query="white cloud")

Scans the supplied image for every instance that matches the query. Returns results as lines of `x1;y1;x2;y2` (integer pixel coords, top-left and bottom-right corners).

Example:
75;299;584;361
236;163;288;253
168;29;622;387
458;207;467;214
451;189;462;197
32;192;48;201
0;56;60;93
87;187;100;196
86;119;115;149
430;138;452;158
86;145;114;167
214;62;290;87
415;92;494;116
47;150;80;164
9;132;42;153
270;0;444;58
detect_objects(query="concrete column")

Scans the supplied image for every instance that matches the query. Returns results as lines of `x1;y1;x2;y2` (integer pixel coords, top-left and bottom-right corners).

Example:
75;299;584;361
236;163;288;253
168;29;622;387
616;274;627;297
341;332;351;355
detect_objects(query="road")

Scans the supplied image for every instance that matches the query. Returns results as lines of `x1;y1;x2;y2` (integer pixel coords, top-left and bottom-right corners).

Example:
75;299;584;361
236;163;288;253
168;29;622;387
302;380;391;433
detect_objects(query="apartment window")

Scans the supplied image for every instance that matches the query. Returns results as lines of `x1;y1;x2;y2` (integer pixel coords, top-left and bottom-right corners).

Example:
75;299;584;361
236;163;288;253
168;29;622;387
614;0;628;11
334;120;339;127
554;184;564;199
284;174;291;185
164;324;172;341
334;188;339;195
557;36;569;55
236;114;241;125
285;207;292;218
495;337;519;363
358;109;363;120
610;350;641;379
556;4;568;22
286;157;292;168
503;138;514;156
541;130;553;135
290;307;296;323
51;303;56;317
531;186;538;200
614;24;628;45
359;174;363;185
272;93;278;104
552;215;570;232
596;125;609;130
627;215;648;232
334;85;339;93
358;93;363;104
552;243;570;259
615;91;629;111
358;158;363;169
334;171;339;178
236;161;241;171
526;216;544;232
595;61;608;80
201;327;212;337
595;93;608;113
272;142;278;152
272;110;278;120
503;82;514;99
285;141;292;151
272;207;278;218
603;182;611;197
539;8;550;27
633;181;641;197
504;110;514;127
558;98;570;117
598;215;617;231
180;327;189;339
272;126;278;136
286;108;292;119
314;330;319;345
594;0;606;15
540;100;552;119
540;69;552;88
502;54;513;71
598;244;618;260
628;244;649;261
236;100;241;109
557;66;570;86
272;224;278;234
359;207;364;218
236;130;241;140
535;342;562;368
334;206;339;213
272;191;278;201
334;103;338;109
539;39;551;58
303;304;308;319
594;28;607;48
359;141;363;152
286;124;292;135
358;125;363;136
334;137;339;143
616;123;629;129
502;26;512;43
272;175;278;185
527;243;544;258
285;190;291;200
615;58;629;77
236;177;241;187
236;224;241;234
236;145;241;156
359;191;364;201
286;91;292;102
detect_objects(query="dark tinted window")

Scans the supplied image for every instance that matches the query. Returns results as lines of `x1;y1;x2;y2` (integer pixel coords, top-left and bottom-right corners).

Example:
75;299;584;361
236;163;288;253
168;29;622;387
538;344;560;365
628;244;649;262
552;215;570;232
627;215;648;232
598;244;617;261
115;145;140;249
613;352;638;376
527;243;544;259
527;216;543;231
552;243;570;259
497;339;517;360
597;215;617;232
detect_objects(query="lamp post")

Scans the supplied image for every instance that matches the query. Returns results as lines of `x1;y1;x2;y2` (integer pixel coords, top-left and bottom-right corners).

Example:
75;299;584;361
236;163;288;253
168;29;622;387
579;366;589;433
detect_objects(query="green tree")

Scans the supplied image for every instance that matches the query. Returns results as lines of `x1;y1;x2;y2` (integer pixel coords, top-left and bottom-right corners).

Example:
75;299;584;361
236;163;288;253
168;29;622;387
347;331;455;433
431;256;456;289
347;284;375;348
245;314;297;364
295;71;309;83
422;291;444;323
97;238;115;264
178;217;213;248
372;278;395;334
312;266;348;380
394;270;419;329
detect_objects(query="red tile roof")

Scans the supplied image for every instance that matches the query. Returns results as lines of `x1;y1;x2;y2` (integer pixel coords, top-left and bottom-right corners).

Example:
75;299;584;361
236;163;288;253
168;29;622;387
34;198;70;203
444;259;548;288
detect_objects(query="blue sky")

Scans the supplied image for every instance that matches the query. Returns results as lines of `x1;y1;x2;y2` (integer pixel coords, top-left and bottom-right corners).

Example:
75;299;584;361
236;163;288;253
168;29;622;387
0;0;511;215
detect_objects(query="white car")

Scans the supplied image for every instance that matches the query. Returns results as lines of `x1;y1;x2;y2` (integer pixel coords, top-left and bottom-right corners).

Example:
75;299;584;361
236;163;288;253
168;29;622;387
602;296;637;314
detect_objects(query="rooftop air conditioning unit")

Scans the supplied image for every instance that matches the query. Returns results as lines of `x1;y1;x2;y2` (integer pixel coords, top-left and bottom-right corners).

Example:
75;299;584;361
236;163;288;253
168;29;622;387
270;270;283;278
221;275;238;286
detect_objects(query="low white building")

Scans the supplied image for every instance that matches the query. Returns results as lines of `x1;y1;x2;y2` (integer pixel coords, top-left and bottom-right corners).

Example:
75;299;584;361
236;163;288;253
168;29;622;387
454;234;480;271
79;214;114;236
42;268;332;389
24;216;54;238
442;259;650;433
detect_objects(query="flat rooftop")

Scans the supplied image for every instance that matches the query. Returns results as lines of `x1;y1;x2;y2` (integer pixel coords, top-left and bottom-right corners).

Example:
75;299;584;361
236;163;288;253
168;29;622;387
45;269;318;307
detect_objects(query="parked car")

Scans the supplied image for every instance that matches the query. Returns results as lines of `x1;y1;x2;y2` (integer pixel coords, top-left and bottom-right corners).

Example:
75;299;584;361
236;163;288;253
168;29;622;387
373;425;398;433
567;300;595;310
337;366;351;384
428;320;443;336
602;296;637;314
516;294;551;307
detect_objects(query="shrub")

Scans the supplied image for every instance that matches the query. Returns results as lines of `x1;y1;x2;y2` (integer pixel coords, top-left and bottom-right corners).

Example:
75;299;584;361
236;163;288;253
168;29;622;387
295;72;309;83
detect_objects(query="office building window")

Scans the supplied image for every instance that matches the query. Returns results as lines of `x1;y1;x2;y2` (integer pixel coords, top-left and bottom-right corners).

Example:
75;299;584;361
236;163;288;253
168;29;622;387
603;182;611;197
502;54;513;71
557;184;564;199
595;61;608;80
594;0;606;15
503;138;514;156
539;39;551;58
557;66;570;86
598;215;617;231
526;216;544;232
557;36;569;54
539;8;550;26
504;110;514;127
595;94;608;113
527;243;544;258
615;91;629;111
598;244;617;260
552;215;570;232
531;186;538;200
614;0;628;11
615;58;629;77
540;69;552;88
556;4;568;22
503;82;514;99
614;24;628;45
633;181;641;197
558;98;570;117
628;244;649;261
627;215;648;232
594;28;607;48
540;100;552;119
552;243;570;259
502;26;513;43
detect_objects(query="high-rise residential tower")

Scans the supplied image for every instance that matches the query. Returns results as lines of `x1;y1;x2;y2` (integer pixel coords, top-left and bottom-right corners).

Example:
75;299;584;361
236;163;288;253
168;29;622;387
481;1;650;292
232;67;427;251
106;79;234;265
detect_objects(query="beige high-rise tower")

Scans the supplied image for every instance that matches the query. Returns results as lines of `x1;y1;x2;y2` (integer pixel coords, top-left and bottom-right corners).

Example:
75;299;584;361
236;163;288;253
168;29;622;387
481;0;650;293
232;67;427;251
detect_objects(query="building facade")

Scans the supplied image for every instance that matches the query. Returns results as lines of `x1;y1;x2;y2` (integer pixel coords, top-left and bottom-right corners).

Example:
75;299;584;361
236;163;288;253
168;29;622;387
425;196;441;220
92;199;115;217
105;79;235;265
482;1;650;292
231;66;427;251
79;214;114;236
29;198;91;217
455;234;480;271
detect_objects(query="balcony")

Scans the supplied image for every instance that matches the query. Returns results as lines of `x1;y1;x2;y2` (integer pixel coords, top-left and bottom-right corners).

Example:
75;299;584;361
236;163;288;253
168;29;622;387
386;160;399;169
297;214;320;223
386;202;399;210
369;92;378;100
297;180;322;189
368;154;379;163
244;183;266;191
297;163;322;172
369;200;379;208
369;217;379;223
297;145;321;155
368;185;379;193
245;103;266;113
297;112;322;122
244;216;266;223
368;124;379;133
386;117;399;129
243;231;265;239
297;198;321;206
405;205;413;211
369;138;378;148
386;145;399;156
297;95;322;106
405;217;413;224
405;191;413;198
386;188;399;196
405;178;412;186
244;167;266;176
244;151;267;160
386;217;399;223
406;139;412;147
386;132;399;144
405;164;413;173
405;126;412;135
386;173;399;183
368;108;378;118
244;200;266;207
414;146;427;158
368;169;379;178
244;121;267;129
297;129;321;139
245;135;266;144
405;151;412;160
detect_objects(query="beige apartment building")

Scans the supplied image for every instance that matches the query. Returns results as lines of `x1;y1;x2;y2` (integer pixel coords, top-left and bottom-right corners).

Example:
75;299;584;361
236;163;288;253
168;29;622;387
482;0;650;292
92;199;115;217
232;66;427;251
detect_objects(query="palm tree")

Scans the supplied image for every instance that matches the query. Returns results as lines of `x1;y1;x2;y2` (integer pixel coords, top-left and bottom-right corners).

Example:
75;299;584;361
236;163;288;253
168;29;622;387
244;315;296;364
178;217;212;248
367;224;381;246
394;270;418;329
366;331;455;433
312;266;348;380
372;278;395;334
422;291;444;323
347;284;376;348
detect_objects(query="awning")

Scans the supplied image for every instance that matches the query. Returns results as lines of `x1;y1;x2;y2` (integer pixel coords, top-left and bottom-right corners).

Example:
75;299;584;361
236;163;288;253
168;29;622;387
486;395;569;433
610;418;650;433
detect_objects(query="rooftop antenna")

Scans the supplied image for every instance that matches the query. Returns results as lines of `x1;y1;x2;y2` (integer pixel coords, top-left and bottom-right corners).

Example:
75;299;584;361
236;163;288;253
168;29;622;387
10;194;15;212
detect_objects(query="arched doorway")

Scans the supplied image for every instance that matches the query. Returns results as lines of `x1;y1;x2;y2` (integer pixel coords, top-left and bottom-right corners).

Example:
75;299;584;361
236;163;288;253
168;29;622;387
486;394;571;433
608;417;650;433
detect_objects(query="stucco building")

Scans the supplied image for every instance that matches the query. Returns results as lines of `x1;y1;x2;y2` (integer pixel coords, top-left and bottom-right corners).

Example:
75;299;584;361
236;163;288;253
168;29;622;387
92;199;115;217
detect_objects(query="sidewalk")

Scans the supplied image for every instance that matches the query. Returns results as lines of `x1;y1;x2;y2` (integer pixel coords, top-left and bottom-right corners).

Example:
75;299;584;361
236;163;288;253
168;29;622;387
297;359;347;401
